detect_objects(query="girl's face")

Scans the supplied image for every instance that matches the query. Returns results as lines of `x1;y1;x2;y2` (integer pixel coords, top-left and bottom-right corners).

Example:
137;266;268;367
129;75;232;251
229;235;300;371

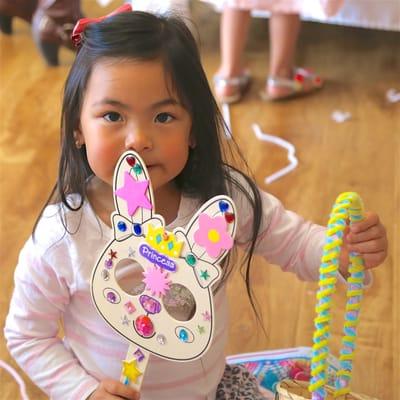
76;58;193;194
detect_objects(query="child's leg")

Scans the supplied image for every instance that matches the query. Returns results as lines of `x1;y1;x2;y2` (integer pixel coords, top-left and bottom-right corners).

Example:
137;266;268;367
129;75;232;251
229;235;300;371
269;13;300;80
214;7;252;103
218;7;251;77
265;13;322;100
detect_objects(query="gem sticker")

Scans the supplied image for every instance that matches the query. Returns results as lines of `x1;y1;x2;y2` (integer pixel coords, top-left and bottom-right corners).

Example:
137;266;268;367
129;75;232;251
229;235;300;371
103;288;120;304
175;326;194;343
124;301;136;314
135;315;154;338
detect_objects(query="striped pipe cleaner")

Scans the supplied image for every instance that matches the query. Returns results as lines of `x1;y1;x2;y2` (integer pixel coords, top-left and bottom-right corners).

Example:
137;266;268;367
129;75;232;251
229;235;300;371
309;192;365;399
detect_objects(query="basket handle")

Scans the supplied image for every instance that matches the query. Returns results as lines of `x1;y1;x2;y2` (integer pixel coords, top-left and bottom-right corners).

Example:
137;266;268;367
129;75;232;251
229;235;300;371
309;192;365;399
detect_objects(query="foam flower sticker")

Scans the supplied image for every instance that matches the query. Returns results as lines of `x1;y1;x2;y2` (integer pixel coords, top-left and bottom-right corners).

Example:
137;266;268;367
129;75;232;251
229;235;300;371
193;214;233;258
143;266;171;298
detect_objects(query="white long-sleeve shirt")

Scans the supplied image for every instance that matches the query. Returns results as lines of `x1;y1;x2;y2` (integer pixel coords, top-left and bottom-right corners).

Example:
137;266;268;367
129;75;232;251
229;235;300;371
5;185;327;399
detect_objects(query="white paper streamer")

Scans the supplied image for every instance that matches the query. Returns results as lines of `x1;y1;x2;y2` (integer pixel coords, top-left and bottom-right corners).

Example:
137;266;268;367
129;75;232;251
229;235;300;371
386;88;400;103
331;110;352;123
252;124;298;184
96;0;113;7
220;106;297;183
221;103;232;139
0;360;30;400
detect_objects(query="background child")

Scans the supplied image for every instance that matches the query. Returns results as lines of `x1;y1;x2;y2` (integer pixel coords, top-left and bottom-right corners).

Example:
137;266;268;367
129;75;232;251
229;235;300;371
4;7;387;400
207;1;345;102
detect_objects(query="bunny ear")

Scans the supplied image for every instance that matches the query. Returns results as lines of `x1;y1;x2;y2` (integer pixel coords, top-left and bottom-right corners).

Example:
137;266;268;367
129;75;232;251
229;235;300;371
178;195;237;266
113;151;154;224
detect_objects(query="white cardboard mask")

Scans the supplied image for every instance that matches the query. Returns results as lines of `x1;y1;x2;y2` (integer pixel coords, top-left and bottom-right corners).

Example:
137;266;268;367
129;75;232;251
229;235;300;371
91;151;237;388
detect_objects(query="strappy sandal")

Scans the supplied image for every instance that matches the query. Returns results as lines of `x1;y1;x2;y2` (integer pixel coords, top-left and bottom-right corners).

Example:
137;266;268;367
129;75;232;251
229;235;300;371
213;71;251;104
260;67;323;101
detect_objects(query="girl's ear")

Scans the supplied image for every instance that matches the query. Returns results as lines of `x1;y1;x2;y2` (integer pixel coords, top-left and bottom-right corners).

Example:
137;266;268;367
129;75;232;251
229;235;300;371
189;131;196;149
73;128;85;148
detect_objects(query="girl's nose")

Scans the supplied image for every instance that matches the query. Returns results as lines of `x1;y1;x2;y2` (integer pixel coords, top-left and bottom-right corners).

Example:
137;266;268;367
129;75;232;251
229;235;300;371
125;128;153;152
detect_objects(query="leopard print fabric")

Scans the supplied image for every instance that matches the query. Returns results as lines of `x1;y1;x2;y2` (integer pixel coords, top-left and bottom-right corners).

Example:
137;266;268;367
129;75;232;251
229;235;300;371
216;364;267;399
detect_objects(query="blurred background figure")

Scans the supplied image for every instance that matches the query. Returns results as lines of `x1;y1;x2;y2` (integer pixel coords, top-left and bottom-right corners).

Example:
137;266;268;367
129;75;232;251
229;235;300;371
130;0;196;34
0;0;37;34
205;0;344;103
0;0;82;66
130;0;191;15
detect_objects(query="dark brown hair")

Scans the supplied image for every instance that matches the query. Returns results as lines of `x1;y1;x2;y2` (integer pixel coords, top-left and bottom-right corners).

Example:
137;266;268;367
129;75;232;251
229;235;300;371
38;11;263;319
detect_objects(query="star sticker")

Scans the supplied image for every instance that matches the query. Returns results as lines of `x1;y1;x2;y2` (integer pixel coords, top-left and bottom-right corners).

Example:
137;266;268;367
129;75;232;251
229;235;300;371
202;311;211;322
200;269;210;280
109;249;117;259
197;325;205;334
128;247;136;258
115;172;152;216
122;359;142;384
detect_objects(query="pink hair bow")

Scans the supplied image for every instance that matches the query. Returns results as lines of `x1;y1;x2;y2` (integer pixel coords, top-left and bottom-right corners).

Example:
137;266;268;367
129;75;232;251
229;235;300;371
71;3;132;48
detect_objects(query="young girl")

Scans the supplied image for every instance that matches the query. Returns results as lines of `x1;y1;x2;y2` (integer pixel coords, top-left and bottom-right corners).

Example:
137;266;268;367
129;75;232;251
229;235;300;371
5;6;387;400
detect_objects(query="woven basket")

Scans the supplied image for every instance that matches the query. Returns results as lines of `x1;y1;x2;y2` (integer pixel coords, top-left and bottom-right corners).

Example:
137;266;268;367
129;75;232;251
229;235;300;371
275;379;379;400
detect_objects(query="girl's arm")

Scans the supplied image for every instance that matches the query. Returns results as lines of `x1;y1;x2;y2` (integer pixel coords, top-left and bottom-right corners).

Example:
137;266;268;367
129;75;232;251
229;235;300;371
4;238;99;399
237;189;386;282
236;189;325;281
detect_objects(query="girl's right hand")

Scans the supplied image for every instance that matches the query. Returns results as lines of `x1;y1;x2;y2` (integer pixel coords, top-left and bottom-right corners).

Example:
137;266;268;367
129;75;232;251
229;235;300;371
88;379;140;400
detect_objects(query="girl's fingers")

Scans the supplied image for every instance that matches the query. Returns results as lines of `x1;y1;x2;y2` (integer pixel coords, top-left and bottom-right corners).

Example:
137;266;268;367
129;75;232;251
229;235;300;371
362;251;387;269
346;237;387;255
346;225;385;244
103;380;140;400
349;211;379;234
341;212;387;270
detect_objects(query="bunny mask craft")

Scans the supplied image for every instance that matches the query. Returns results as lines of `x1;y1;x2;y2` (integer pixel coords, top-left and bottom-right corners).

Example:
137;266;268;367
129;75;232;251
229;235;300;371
91;151;237;389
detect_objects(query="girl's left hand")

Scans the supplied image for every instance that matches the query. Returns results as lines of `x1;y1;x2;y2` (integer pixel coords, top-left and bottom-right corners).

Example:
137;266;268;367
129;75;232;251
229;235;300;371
339;211;388;276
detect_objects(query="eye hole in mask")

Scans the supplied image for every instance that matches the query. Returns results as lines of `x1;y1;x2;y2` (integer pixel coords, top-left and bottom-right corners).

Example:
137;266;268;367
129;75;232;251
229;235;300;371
115;258;146;296
162;283;196;322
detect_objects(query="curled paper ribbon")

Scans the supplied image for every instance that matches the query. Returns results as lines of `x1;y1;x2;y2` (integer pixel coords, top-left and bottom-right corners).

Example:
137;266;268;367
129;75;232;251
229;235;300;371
386;88;400;103
96;0;114;6
331;110;351;123
221;103;232;139
220;107;298;183
309;192;365;399
252;124;298;184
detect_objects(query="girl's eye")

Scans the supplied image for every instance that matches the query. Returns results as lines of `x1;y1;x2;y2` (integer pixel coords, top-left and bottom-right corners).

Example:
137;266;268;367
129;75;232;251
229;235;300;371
155;113;173;124
103;112;122;122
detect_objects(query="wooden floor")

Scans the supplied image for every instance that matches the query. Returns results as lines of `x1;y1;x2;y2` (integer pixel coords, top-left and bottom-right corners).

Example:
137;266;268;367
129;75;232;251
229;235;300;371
0;1;399;399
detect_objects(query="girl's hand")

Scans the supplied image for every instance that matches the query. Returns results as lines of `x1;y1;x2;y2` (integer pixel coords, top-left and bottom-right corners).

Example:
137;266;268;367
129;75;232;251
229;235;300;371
88;379;140;400
339;212;388;277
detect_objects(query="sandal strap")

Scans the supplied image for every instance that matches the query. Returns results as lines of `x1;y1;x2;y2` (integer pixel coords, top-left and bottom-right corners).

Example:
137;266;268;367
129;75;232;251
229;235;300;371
213;72;250;89
267;76;303;91
293;66;316;78
268;67;321;91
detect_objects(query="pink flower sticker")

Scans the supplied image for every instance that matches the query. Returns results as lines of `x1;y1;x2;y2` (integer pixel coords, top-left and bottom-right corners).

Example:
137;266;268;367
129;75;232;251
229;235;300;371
193;213;233;258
